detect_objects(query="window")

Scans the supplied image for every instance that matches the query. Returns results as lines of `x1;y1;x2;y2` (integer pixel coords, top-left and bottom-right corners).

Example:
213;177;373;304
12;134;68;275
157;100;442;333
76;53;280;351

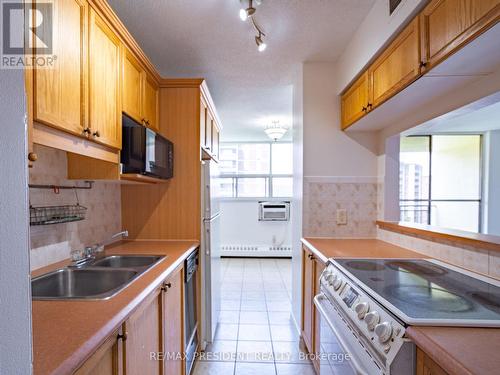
399;135;482;232
219;143;293;198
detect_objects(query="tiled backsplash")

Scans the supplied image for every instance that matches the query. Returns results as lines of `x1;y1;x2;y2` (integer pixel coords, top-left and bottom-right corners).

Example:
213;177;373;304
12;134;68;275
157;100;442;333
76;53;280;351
303;177;378;238
378;228;500;280
29;145;121;270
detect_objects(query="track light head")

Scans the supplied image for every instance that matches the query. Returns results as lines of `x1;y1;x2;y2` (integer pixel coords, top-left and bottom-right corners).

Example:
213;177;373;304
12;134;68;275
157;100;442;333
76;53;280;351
239;0;256;21
255;34;267;52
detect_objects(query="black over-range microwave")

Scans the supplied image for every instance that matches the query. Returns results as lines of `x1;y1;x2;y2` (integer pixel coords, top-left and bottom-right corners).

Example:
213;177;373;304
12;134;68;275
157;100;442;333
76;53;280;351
121;114;174;179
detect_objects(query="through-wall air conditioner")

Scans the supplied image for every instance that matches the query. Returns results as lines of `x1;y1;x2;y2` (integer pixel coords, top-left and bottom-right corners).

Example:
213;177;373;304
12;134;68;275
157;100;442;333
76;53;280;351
258;201;290;221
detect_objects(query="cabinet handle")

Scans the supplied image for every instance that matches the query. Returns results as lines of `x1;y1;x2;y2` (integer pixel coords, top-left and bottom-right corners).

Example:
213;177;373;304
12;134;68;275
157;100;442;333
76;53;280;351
362;106;367;112
367;103;373;109
420;61;428;68
28;152;38;162
141;118;147;126
82;128;91;136
161;282;172;292
92;130;100;138
117;331;128;342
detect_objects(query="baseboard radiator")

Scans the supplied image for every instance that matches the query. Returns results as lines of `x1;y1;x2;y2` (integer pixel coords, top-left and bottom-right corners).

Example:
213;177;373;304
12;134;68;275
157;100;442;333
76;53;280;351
221;245;292;257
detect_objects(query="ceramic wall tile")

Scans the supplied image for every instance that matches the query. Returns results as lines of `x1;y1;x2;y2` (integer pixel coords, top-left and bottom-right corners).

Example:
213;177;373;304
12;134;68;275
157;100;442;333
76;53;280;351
303;180;377;238
29;145;121;270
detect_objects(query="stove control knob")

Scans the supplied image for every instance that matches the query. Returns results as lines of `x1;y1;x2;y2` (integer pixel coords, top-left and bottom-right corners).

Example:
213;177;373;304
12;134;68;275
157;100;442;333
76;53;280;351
364;311;380;331
375;322;393;343
354;302;370;319
324;272;336;286
333;277;343;290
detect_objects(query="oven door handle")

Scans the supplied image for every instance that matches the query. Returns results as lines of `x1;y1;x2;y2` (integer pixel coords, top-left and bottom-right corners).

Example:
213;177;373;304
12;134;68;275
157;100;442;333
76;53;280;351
314;294;369;375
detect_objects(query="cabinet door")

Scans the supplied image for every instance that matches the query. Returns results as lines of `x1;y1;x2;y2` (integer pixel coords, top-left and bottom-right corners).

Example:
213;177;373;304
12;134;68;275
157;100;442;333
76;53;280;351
33;0;87;136
143;74;159;132
74;330;123;375
420;0;500;70
341;72;369;130
312;259;325;373
200;98;207;150
205;110;213;152
162;266;184;375
416;347;449;375
369;17;421;109
211;124;220;160
301;248;315;352
122;48;143;124
89;9;121;149
123;289;162;375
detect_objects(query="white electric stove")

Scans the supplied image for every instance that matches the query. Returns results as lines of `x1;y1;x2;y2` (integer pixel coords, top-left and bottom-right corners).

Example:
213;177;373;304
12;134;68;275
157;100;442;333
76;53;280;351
314;258;500;374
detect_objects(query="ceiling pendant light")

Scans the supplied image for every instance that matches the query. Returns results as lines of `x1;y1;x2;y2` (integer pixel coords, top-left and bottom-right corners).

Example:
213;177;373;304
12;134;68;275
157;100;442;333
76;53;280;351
239;0;268;52
265;121;288;142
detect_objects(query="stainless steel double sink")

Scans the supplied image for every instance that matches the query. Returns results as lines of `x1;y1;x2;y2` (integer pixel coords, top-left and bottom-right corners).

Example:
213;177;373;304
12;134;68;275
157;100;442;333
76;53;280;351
31;255;165;300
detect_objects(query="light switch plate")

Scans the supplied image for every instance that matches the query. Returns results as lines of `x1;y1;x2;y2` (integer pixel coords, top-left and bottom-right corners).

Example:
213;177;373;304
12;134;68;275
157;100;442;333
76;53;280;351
336;209;348;225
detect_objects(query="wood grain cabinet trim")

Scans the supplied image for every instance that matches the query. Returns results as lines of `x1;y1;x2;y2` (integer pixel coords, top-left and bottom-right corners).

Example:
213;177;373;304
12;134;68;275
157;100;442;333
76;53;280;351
74;330;123;375
420;0;500;71
368;17;421;109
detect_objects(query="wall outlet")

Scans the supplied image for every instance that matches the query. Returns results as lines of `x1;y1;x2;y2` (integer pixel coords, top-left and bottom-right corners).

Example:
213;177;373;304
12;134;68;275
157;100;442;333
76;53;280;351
336;209;348;225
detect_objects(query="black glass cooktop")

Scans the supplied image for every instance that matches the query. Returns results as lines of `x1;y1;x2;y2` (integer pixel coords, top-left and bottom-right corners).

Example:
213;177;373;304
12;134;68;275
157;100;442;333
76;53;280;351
334;259;500;324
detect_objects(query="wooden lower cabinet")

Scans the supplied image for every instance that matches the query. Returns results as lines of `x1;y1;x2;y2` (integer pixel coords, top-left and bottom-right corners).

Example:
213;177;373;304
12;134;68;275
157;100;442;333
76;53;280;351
162;266;184;375
301;246;326;373
74;264;186;375
123;288;163;374
74;330;123;375
416;347;449;375
301;247;315;352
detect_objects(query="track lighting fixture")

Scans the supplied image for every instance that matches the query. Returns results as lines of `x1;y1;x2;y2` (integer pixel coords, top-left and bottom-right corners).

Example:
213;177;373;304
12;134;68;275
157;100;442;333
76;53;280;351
239;0;268;52
255;32;267;52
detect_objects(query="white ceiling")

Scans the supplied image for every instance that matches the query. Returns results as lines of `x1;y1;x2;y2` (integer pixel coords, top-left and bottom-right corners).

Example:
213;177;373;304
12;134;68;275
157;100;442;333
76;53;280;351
108;0;375;141
406;99;500;135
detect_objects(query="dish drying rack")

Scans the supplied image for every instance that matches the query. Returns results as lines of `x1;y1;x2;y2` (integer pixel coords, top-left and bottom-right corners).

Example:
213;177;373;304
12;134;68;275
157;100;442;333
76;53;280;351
29;181;93;226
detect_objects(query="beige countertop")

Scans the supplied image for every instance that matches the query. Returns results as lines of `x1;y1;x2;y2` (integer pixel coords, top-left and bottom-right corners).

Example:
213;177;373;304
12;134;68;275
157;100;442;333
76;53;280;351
301;237;500;375
32;240;199;375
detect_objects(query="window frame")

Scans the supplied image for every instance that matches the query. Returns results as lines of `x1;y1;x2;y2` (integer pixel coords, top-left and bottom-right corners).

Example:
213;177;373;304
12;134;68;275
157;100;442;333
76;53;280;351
219;141;293;199
399;134;483;232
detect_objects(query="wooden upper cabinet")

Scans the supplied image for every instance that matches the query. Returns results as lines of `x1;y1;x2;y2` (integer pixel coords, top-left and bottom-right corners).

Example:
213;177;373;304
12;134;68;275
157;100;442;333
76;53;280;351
369;17;421;109
200;97;207;149
123;288;162;375
212;124;220;160
205;110;213;152
122;47;143;123
33;0;88;136
341;71;369;129
420;0;500;71
89;8;122;149
143;74;159;132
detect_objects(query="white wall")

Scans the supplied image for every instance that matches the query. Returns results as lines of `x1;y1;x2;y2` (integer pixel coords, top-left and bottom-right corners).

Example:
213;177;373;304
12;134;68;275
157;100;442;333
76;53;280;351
291;65;304;329
220;200;292;247
483;130;500;235
303;62;377;177
335;0;426;93
0;70;33;373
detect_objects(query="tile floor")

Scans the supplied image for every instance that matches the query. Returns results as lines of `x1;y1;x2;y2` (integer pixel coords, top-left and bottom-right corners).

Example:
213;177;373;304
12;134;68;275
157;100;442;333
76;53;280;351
193;258;315;375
